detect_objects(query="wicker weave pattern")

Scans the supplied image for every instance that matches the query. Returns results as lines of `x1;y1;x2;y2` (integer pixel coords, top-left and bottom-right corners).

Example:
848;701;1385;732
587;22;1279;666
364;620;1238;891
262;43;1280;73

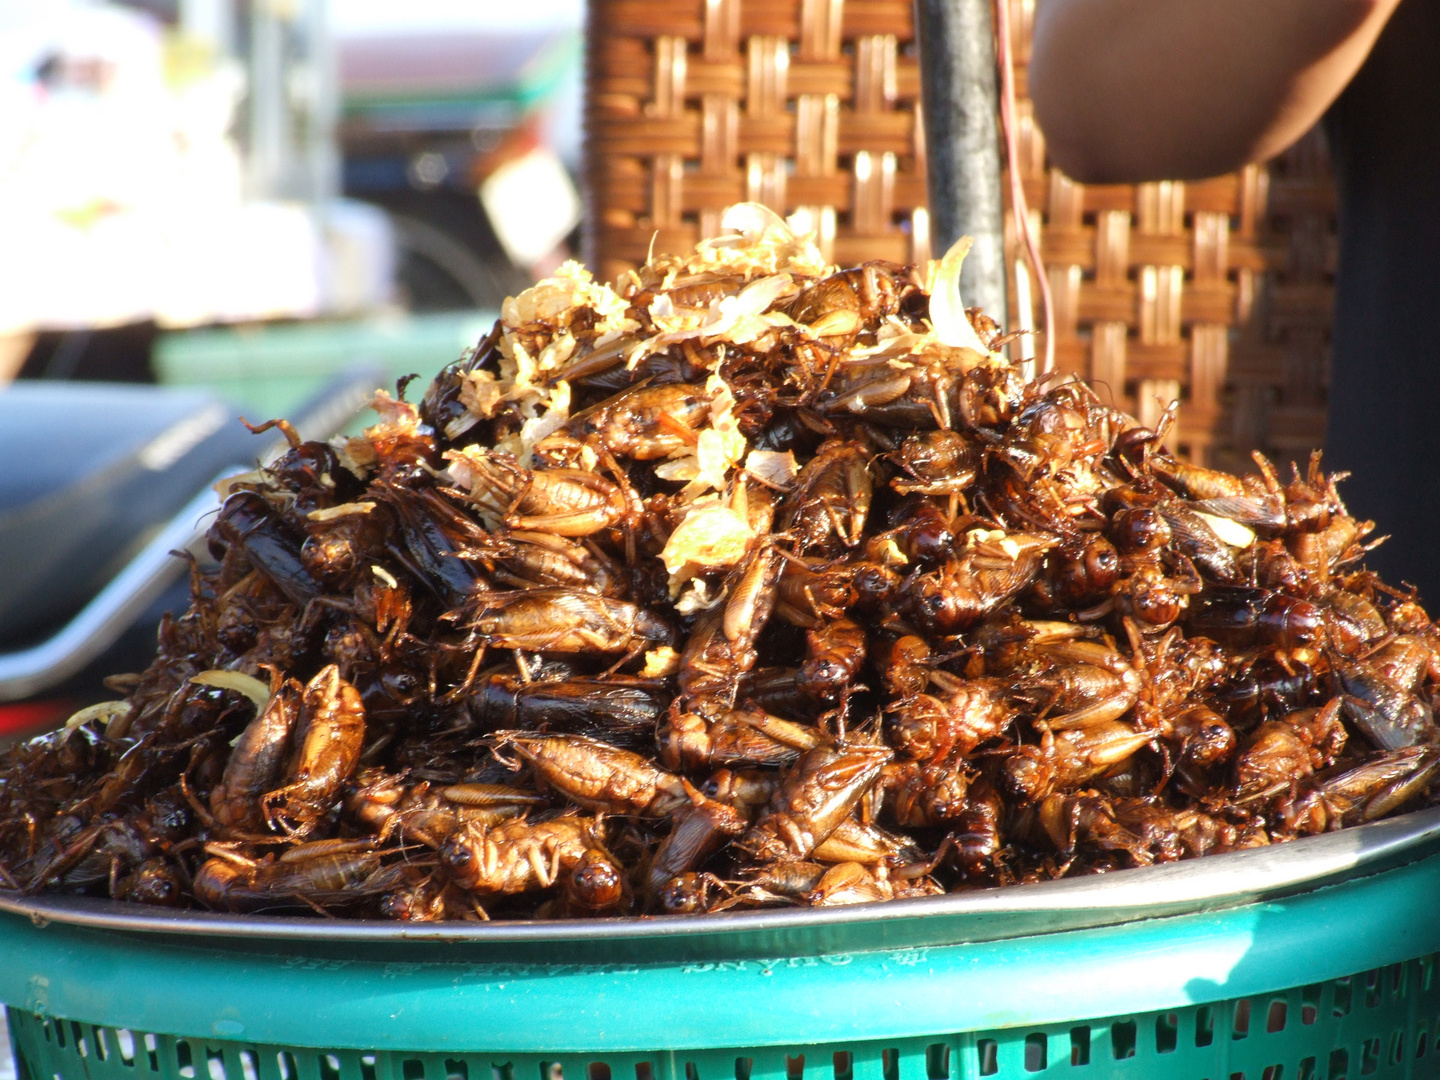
586;0;930;280
585;0;1337;467
1002;0;1335;467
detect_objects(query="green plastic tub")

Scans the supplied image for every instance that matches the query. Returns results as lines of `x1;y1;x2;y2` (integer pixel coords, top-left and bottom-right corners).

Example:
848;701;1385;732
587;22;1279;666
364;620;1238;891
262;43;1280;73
153;313;499;423
4;808;1440;1080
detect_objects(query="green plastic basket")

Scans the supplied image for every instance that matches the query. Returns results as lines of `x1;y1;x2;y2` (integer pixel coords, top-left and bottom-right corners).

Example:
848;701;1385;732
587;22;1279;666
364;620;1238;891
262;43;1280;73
5;811;1440;1080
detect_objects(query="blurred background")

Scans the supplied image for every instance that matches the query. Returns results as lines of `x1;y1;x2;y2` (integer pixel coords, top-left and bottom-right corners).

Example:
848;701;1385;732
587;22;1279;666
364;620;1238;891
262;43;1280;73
0;0;586;741
0;0;1338;744
0;0;583;406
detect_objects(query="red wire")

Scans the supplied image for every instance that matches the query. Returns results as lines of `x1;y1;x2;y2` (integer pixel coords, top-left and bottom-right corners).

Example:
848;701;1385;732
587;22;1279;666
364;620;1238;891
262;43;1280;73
994;0;1055;376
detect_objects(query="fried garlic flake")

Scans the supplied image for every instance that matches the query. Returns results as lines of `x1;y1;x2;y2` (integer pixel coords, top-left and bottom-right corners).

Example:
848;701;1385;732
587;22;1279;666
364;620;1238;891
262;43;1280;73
458;368;503;420
641;646;682;678
685;203;829;280
654;374;749;500
744;449;799;489
660;503;756;594
509;379;572;466
673;578;729;615
502;261;633;336
927;236;997;357
363;390;424;439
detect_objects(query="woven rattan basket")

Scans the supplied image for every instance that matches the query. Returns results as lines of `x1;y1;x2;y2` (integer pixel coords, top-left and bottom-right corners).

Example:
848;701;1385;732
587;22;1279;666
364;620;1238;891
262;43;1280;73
583;0;1336;470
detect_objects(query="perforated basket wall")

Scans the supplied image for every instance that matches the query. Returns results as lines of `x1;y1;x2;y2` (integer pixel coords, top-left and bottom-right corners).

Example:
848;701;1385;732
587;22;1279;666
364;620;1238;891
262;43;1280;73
9;953;1440;1080
583;0;1337;470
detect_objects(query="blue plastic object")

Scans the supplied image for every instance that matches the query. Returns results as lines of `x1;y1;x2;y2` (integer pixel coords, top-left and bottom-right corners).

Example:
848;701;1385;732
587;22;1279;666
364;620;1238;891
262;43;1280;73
5;847;1440;1080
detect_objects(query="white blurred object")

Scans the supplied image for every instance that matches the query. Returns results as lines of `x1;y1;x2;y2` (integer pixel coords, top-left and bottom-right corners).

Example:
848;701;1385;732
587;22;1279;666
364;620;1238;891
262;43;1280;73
154;201;326;327
333;0;582;35
153;199;394;326
179;0;236;54
0;1;390;334
479;146;580;268
245;0;337;203
320;199;396;314
0;1008;13;1080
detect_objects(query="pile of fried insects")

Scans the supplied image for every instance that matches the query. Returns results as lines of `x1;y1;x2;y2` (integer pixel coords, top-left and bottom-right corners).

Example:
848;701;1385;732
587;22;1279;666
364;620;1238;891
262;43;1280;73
2;204;1437;920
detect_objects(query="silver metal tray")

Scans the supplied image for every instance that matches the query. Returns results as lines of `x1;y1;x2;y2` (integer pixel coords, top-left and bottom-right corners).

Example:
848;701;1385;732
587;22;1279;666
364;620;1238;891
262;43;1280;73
3;804;1439;959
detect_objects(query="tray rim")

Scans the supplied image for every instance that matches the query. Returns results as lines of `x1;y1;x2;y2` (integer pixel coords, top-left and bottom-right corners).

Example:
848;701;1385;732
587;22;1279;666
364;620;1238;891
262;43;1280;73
4;803;1439;949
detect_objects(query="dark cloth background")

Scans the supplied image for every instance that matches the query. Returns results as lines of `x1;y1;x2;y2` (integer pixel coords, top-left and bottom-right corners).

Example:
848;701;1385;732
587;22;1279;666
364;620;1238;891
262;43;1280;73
1323;0;1440;604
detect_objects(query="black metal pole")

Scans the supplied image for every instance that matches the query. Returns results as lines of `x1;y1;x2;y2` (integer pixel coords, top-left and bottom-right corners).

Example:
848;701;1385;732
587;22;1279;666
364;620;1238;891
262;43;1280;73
914;0;1008;327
